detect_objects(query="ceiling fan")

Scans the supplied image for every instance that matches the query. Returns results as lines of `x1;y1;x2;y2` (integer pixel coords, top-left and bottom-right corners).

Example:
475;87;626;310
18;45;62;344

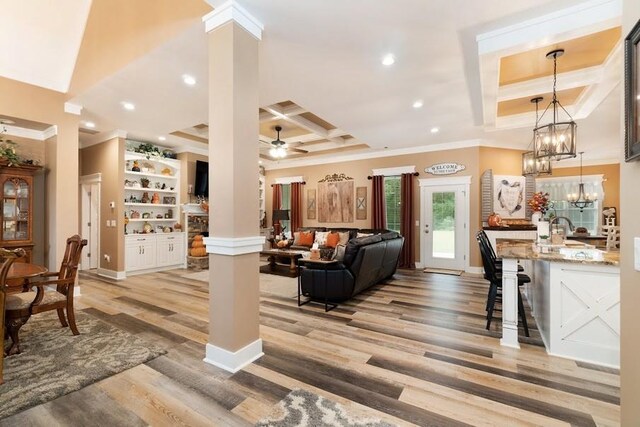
259;125;308;158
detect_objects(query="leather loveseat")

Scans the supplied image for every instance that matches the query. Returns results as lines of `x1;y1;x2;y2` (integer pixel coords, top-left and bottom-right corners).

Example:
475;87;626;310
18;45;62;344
299;230;404;301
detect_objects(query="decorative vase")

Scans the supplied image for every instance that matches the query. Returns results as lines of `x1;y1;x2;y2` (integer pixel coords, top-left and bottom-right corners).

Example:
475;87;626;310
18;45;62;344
531;211;543;225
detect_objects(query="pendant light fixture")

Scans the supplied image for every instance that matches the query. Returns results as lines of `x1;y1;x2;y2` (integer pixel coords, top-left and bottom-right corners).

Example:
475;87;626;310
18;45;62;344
567;152;597;212
533;49;577;161
523;97;552;176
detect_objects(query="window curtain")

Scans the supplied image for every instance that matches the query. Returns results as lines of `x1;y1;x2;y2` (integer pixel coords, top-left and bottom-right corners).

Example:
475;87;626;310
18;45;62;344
272;184;282;234
371;175;386;229
399;173;415;269
290;182;303;233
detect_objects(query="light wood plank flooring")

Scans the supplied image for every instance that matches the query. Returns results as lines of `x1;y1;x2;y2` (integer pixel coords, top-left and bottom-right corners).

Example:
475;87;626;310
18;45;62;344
1;269;620;426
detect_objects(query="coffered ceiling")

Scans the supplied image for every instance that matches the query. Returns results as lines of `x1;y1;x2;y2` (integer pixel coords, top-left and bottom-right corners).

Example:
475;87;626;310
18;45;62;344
478;0;622;133
64;0;623;168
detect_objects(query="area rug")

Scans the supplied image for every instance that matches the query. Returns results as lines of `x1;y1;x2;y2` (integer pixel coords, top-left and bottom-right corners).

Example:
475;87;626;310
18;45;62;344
0;311;166;419
423;268;463;276
256;389;395;427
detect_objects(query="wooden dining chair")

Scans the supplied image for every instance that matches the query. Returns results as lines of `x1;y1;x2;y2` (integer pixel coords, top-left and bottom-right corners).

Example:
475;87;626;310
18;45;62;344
0;248;26;385
5;235;87;355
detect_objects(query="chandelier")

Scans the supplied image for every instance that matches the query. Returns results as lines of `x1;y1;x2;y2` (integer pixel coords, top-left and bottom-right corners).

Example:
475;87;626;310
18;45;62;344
523;97;552;176
567;152;596;212
533;49;577;161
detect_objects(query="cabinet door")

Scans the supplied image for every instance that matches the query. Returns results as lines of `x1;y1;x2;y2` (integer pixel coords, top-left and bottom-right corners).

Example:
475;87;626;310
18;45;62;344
2;177;31;242
139;241;156;269
125;243;141;271
157;234;184;266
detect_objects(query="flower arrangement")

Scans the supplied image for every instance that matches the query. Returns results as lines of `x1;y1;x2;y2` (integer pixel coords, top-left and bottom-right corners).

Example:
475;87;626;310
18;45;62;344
528;191;550;214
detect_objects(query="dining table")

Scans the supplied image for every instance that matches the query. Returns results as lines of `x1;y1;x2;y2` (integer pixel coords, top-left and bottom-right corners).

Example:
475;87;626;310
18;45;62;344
4;262;48;356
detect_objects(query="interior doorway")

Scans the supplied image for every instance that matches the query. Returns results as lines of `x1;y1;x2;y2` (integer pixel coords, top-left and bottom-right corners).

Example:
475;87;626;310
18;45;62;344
80;174;101;271
419;176;470;271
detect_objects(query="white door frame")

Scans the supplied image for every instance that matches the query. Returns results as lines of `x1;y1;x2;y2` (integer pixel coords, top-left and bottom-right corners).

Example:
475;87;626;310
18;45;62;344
419;176;471;272
80;173;101;270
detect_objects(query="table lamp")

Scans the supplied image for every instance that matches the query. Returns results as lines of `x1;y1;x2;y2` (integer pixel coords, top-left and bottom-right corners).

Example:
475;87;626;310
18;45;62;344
272;209;290;238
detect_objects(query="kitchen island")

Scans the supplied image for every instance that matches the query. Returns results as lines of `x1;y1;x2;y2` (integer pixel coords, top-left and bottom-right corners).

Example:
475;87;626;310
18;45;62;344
496;239;620;368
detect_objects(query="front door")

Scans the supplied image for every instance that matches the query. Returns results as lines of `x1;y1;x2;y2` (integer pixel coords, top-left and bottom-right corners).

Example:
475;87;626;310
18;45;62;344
422;184;467;270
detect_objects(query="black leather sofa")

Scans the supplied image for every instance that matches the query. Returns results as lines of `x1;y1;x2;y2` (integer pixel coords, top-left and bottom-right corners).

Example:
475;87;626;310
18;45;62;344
299;230;404;301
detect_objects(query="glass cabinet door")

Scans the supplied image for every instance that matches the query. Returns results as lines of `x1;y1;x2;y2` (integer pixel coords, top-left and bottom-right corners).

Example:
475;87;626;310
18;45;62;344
3;178;29;241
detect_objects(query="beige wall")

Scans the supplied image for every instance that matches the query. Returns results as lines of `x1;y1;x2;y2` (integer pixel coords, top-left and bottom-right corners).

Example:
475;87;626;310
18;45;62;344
620;2;640;424
177;151;208;205
7;135;45;165
266;147;482;267
0;77;79;269
68;0;211;96
80;138;125;271
267;147;623;269
552;163;620;220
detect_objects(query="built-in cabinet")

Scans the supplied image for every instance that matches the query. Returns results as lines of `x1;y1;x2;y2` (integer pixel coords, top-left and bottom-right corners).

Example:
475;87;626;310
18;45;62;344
123;149;185;275
0;164;42;263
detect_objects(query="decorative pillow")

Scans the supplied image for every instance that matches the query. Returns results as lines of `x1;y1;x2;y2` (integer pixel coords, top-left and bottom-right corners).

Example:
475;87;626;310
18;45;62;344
338;232;351;246
325;232;340;248
298;231;314;246
332;244;347;262
356;232;373;238
315;231;329;246
292;231;301;245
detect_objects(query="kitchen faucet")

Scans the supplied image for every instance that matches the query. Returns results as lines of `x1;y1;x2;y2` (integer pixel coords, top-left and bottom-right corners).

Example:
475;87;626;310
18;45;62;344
549;216;575;233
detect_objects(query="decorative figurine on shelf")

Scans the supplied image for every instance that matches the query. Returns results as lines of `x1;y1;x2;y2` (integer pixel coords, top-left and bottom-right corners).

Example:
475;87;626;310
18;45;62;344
156;214;163;219
167;208;173;219
143;221;153;233
155;182;162;189
161;167;172;176
142;212;151;219
140;177;150;188
161;183;166;190
124;213;129;234
132;160;141;172
130;210;140;219
174;222;182;231
151;192;160;204
141;192;150;203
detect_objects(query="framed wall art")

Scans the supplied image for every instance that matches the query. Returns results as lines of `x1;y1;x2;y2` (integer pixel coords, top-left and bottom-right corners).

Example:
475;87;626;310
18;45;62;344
307;189;316;219
493;175;525;219
625;19;640;162
317;174;354;223
356;186;367;220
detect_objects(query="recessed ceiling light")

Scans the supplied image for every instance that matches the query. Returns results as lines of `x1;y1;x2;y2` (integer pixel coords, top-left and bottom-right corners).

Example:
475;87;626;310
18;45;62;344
413;100;424;109
158;136;166;141
122;102;135;111
258;160;263;164
182;74;196;86
637;94;640;100
84;121;95;128
430;127;439;134
382;54;395;66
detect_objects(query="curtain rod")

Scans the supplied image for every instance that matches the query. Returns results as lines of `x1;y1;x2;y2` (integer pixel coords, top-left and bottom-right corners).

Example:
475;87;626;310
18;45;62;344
270;182;306;187
367;172;419;180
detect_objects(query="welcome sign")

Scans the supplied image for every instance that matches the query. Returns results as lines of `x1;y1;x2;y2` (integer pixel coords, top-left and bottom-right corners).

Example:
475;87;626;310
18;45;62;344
425;162;466;175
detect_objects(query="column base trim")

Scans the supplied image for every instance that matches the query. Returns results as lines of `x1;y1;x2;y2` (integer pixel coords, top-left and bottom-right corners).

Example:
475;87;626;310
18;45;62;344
205;236;265;256
97;268;126;280
203;339;263;373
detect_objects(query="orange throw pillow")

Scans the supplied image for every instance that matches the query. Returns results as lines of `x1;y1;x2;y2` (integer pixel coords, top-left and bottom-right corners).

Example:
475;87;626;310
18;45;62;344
325;232;340;248
298;231;314;246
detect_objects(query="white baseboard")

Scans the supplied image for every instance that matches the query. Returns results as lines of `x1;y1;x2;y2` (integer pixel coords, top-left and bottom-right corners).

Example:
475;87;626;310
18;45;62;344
466;266;484;275
203;339;263;373
415;261;424;269
97;268;126;280
124;264;183;277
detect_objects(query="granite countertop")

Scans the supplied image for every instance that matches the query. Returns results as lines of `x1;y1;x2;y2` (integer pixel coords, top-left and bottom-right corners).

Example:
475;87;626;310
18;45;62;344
483;225;537;231
495;238;620;267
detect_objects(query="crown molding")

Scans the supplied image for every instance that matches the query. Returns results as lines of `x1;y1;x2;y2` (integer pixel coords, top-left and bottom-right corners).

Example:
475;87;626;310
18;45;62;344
2;124;56;141
64;102;83;115
203;0;263;40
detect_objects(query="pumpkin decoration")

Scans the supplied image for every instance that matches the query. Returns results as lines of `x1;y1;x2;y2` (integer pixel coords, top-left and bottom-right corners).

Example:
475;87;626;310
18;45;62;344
190;235;207;257
487;212;503;227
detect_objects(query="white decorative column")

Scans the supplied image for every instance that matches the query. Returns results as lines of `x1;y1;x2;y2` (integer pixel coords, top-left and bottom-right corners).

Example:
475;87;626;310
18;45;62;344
202;1;265;373
501;258;521;349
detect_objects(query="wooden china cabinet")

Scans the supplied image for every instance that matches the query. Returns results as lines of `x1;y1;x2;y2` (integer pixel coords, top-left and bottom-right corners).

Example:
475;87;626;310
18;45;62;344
0;164;42;263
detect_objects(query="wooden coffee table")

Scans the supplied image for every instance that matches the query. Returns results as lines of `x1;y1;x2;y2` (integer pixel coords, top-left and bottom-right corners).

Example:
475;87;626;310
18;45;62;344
260;249;307;278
